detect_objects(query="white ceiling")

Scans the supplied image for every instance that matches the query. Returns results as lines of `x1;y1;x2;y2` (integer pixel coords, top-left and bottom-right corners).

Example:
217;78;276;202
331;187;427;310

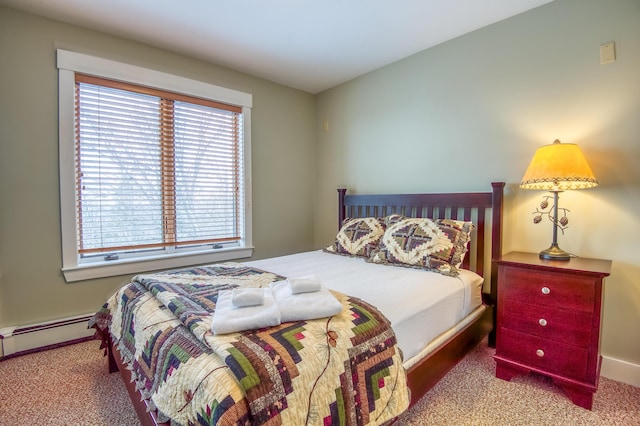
1;0;553;93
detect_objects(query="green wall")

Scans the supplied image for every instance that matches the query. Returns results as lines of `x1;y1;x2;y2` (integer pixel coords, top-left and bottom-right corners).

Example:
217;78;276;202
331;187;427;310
315;0;640;365
0;7;316;325
1;0;639;369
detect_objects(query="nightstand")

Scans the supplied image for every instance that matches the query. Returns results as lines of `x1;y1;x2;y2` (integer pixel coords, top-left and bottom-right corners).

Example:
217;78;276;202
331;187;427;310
494;251;611;410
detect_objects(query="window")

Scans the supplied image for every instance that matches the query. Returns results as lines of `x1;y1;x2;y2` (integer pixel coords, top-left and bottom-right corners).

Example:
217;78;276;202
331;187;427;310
58;50;253;282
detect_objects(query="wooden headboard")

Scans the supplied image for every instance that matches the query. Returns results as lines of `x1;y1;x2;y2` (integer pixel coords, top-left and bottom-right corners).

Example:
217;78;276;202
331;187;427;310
337;182;505;309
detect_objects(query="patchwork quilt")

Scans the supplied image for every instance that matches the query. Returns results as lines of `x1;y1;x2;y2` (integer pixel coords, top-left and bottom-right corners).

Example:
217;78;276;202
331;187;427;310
90;263;410;425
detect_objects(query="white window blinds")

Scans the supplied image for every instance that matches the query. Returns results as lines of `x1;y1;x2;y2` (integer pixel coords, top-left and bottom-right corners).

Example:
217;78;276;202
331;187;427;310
75;74;243;256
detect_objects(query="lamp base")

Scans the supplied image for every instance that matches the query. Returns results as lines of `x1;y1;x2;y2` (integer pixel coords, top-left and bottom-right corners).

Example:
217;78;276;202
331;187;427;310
539;244;571;261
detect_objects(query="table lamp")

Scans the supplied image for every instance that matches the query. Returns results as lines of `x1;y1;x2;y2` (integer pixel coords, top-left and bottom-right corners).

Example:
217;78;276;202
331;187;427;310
520;139;598;260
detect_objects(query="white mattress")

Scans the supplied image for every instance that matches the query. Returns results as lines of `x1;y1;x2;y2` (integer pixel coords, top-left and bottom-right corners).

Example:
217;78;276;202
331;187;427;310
245;250;484;362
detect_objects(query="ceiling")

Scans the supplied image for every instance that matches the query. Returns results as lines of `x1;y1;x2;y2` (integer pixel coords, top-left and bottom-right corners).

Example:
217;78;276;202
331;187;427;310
1;0;553;93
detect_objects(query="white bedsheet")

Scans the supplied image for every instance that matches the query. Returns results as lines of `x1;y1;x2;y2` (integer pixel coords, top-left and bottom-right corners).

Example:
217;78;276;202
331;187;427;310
245;250;484;362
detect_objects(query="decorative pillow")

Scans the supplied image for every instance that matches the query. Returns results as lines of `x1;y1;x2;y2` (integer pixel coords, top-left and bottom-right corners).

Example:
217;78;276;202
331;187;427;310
383;213;405;226
367;216;474;276
324;217;385;258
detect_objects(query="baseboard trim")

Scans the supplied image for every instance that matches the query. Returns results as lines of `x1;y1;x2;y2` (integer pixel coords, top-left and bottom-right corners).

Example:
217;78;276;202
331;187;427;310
601;354;640;387
0;314;95;359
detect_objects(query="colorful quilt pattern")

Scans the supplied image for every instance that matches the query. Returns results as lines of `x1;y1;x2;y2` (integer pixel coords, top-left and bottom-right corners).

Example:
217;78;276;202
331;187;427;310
90;263;409;425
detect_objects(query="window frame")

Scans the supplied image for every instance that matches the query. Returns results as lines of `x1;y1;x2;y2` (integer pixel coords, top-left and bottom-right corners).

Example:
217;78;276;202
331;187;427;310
57;50;253;282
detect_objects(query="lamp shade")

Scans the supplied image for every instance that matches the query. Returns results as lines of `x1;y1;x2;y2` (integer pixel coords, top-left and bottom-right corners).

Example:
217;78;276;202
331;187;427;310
520;139;598;191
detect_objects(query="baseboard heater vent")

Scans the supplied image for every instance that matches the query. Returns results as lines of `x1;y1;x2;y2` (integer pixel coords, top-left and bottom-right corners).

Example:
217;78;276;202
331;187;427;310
0;314;95;359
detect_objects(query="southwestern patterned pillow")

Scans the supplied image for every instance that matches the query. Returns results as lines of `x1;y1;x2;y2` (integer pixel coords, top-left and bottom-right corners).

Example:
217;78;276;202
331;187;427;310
324;217;386;258
367;216;474;276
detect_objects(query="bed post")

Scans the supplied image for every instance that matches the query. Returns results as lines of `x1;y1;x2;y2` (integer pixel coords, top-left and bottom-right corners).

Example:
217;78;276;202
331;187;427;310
490;182;504;262
338;188;347;230
489;181;505;347
107;336;119;373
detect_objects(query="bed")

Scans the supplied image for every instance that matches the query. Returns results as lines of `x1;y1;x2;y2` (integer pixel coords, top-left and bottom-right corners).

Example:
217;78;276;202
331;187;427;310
91;181;504;425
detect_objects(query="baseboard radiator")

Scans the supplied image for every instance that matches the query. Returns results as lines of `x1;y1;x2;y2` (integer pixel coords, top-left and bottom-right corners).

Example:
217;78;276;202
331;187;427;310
0;314;95;359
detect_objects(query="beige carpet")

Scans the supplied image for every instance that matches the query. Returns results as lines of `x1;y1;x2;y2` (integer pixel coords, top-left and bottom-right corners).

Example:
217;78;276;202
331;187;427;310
398;341;640;425
0;339;638;425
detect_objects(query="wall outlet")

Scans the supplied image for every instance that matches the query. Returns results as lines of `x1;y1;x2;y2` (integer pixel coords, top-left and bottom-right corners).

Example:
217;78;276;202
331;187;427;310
600;42;616;64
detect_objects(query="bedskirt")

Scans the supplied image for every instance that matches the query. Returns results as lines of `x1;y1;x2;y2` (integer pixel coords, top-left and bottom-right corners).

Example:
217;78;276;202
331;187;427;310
90;262;410;425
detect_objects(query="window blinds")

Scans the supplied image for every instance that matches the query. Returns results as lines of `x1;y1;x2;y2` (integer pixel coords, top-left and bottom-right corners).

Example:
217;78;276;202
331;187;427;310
74;74;243;255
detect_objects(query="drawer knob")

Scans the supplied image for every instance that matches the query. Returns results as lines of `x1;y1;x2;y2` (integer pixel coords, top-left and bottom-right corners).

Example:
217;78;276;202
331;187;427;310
539;318;548;327
541;286;551;295
536;349;545;357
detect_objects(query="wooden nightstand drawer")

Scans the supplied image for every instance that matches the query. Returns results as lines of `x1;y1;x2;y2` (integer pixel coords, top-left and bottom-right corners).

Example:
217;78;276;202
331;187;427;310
497;328;589;380
501;267;595;313
500;299;592;347
494;252;611;410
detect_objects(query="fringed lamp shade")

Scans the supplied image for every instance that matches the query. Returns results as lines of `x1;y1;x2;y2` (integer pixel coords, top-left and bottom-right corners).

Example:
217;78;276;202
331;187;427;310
520;140;598;191
520;139;598;260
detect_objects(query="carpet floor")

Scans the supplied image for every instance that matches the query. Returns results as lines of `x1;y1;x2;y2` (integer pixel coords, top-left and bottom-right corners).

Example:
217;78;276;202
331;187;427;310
0;338;638;425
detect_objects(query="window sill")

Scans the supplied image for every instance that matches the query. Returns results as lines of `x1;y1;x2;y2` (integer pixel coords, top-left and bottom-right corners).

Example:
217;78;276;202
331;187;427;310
62;246;254;282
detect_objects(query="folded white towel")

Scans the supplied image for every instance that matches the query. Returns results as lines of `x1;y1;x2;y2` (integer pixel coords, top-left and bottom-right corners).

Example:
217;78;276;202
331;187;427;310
270;280;343;322
288;275;322;294
212;288;281;335
231;288;265;307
